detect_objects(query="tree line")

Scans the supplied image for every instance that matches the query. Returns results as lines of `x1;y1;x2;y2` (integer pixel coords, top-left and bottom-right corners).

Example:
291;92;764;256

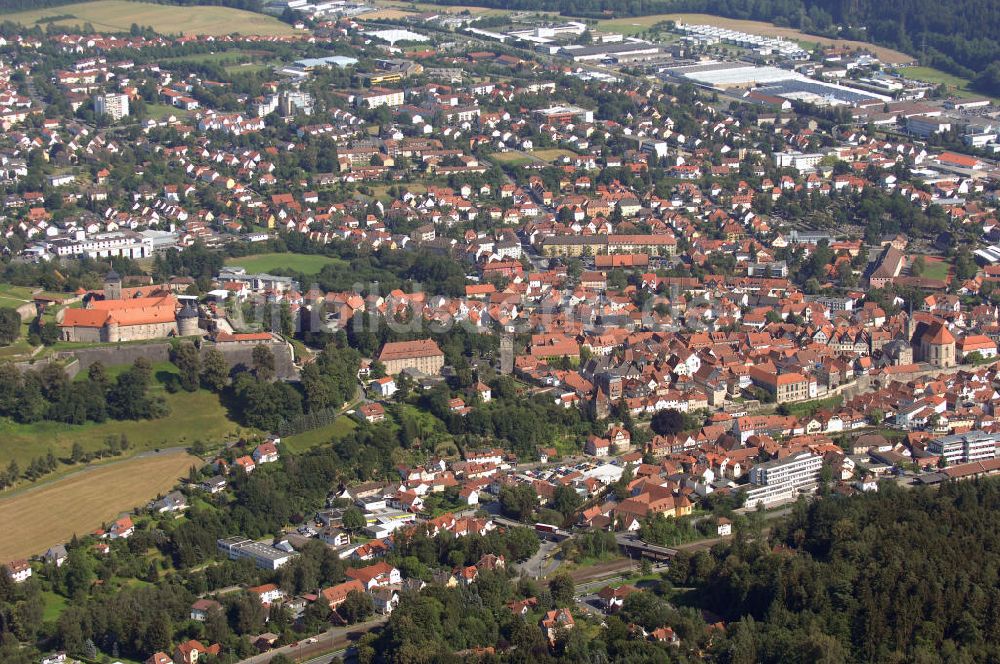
0;358;164;426
670;479;1000;663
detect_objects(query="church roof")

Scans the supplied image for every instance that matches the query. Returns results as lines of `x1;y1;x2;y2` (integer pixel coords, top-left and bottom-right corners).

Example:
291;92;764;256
923;322;955;345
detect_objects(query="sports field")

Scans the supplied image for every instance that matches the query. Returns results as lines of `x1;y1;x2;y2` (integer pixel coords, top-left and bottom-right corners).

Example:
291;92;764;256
533;148;579;161
491;151;539;167
225;252;345;275
595;13;912;63
1;0;298;36
0;450;198;561
919;256;951;281
161;48;273;66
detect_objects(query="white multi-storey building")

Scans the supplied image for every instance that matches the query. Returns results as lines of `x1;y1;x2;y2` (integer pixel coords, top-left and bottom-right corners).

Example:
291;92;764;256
44;230;153;260
928;431;998;466
94;93;129;120
745;451;823;508
217;537;297;570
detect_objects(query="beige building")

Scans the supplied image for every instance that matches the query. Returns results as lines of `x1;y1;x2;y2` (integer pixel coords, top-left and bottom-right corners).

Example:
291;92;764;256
749;367;812;403
58;271;189;342
378;339;445;376
59;295;180;342
918;322;956;368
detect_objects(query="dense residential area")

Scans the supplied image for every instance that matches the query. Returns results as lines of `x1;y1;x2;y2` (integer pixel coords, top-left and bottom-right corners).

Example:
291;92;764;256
0;0;999;663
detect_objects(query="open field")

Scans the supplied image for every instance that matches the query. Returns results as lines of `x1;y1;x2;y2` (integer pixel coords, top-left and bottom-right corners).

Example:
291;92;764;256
0;283;71;303
41;591;68;621
0;450;198;561
283;416;358;454
360;8;416;20
144;102;189;121
894;66;998;102
370;182;427;201
0;382;249;471
225;62;272;75
369;0;507;16
161;48;272;66
594;13;912;63
225;252;345;275
920;256;951;281
491;151;539;167
1;0;298;36
533;148;579;161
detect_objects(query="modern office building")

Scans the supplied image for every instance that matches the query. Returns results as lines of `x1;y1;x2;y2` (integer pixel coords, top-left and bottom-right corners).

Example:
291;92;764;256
217;537;298;570
928;431;998;466
745;451;823;507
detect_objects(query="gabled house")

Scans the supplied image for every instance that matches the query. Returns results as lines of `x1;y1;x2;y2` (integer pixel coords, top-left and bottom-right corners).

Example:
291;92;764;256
109;516;134;540
190;598;222;622
321;579;366;609
42;544;67;567
173;640;221;664
253;442;279;464
345;561;401;591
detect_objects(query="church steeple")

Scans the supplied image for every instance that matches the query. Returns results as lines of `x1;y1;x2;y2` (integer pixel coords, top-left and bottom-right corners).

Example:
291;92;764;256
906;301;915;343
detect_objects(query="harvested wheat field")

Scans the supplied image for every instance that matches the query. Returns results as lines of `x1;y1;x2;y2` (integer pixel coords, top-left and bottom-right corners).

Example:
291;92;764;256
0;450;198;561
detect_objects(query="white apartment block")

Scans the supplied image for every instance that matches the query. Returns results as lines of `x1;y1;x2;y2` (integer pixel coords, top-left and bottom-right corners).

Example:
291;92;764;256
745;451;823;508
774;151;824;172
94;93;129;120
46;230;153;259
928;431;998;466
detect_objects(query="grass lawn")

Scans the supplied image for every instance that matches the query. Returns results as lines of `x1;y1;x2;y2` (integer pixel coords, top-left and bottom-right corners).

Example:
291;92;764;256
0;450;198;561
283;416;358;454
0;384;250;471
781;394;843;418
920;258;951;281
532;148;579;161
896;66;997;101
369;183;427;201
0;284;37;300
225;252;345;275
41;591;68;621
491;151;539;167
398;403;448;434
1;0;297;36
225;62;273;75
554;434;582;458
144;103;188;121
0;295;28;308
161;48;270;66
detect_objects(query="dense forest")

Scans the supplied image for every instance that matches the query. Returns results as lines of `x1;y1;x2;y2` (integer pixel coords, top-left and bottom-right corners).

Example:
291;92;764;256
670;479;1000;663
0;0;262;11
418;0;1000;95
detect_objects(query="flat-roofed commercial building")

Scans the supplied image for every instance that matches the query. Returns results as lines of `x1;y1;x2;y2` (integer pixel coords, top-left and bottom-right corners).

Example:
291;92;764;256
745;451;822;507
217;537;297;570
928;431;998;466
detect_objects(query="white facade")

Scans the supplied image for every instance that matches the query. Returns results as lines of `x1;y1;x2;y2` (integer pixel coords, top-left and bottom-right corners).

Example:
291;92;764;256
47;230;153;259
928;431;998;465
95;93;129;120
745;451;822;507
